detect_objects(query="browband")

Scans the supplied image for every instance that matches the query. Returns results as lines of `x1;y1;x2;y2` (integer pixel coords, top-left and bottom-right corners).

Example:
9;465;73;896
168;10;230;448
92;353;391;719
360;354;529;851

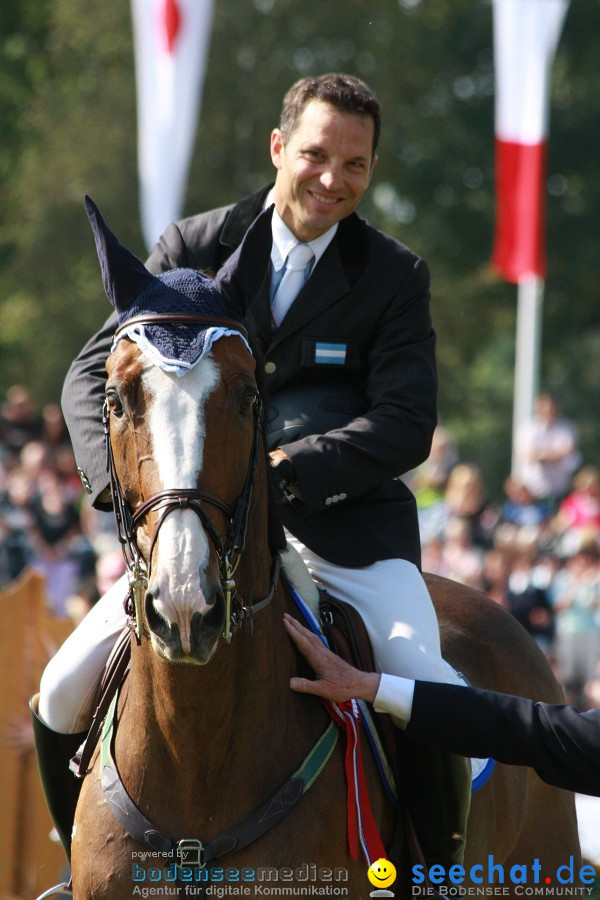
114;313;249;342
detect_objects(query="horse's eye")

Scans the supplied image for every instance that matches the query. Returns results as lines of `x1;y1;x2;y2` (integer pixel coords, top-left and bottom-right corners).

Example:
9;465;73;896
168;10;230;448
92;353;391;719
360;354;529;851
106;390;124;417
239;387;258;416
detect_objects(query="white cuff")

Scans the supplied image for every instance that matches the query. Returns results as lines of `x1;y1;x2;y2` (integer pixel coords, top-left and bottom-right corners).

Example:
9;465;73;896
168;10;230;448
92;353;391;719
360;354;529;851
373;673;416;724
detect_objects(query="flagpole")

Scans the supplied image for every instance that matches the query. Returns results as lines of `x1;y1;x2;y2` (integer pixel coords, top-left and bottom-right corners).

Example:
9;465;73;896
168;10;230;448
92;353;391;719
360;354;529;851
511;275;544;479
491;0;569;480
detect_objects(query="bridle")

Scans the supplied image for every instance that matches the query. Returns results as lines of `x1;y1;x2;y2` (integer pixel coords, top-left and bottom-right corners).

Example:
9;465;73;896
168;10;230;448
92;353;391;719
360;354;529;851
103;313;280;645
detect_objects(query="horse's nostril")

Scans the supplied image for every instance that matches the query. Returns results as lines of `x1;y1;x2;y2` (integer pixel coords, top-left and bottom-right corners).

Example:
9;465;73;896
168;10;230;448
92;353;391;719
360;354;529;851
145;592;168;635
203;588;225;628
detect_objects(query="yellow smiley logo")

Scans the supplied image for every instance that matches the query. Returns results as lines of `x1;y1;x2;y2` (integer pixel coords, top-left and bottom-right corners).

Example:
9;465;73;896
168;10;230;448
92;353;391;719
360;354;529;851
367;857;397;889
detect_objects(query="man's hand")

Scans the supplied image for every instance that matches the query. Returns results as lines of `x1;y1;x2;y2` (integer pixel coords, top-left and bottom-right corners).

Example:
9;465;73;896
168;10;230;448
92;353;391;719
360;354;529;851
268;450;302;500
283;613;380;703
269;448;292;468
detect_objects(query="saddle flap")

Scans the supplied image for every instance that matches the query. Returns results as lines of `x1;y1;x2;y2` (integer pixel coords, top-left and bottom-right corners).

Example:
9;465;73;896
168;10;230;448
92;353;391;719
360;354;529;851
319;590;377;674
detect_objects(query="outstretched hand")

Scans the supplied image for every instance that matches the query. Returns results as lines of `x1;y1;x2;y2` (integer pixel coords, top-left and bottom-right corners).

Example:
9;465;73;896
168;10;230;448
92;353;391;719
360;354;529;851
283;613;380;704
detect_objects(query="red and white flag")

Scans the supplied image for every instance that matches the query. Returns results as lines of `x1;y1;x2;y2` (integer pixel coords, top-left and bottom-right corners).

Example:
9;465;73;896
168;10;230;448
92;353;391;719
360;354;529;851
492;0;569;283
131;0;215;251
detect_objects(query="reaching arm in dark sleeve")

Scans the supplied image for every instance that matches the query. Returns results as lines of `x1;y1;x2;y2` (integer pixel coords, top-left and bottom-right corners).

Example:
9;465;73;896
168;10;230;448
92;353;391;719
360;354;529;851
406;681;600;796
61;310;117;509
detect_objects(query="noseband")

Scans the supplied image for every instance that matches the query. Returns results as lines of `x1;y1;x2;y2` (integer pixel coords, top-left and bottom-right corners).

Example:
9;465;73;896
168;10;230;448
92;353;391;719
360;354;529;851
104;314;280;645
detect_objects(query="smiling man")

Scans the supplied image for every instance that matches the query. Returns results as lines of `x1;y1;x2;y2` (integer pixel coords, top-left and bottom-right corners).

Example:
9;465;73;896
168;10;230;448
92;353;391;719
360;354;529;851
270;94;377;241
42;73;470;874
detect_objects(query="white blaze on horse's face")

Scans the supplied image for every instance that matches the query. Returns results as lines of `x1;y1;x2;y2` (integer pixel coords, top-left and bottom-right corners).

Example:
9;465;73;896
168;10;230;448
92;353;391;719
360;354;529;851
142;356;221;660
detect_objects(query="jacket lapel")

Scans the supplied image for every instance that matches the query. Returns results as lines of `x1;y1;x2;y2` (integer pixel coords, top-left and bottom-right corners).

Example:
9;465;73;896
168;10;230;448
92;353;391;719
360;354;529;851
246;275;273;349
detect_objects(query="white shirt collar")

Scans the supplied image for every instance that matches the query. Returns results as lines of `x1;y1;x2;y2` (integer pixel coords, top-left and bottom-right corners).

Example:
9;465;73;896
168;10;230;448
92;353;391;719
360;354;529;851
269;204;338;272
264;187;276;209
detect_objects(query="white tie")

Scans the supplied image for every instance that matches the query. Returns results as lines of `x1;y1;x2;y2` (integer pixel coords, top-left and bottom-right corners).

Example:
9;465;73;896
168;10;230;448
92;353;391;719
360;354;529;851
271;243;314;327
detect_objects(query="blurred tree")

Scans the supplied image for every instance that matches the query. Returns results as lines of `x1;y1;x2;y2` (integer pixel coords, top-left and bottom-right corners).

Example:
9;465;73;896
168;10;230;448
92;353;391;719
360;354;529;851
0;0;598;497
0;0;138;401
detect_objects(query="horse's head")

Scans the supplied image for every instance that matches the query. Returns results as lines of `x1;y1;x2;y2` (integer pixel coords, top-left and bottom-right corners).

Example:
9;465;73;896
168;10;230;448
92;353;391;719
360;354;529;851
86;197;265;664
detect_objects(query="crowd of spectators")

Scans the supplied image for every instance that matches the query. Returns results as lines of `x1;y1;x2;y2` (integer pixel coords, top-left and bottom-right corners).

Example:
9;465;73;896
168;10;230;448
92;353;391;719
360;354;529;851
1;384;599;710
0;384;124;625
410;393;600;710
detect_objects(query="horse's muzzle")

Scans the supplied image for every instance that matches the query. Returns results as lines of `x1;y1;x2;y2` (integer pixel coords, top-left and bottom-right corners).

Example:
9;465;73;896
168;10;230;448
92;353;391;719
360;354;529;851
144;587;225;664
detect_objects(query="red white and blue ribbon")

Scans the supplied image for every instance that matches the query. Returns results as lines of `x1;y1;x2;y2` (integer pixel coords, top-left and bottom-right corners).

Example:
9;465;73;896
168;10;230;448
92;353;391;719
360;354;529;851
289;586;386;864
322;698;387;866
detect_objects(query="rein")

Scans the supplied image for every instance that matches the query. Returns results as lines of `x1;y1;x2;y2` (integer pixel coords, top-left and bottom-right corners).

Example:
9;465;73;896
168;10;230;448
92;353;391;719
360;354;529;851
104;312;278;643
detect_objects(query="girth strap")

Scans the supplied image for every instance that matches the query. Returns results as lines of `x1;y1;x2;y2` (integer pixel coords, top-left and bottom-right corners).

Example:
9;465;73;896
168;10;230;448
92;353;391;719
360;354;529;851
100;689;337;867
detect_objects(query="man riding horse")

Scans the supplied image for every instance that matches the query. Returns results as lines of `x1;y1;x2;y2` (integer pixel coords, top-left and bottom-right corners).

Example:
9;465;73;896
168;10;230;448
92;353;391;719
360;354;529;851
34;73;471;876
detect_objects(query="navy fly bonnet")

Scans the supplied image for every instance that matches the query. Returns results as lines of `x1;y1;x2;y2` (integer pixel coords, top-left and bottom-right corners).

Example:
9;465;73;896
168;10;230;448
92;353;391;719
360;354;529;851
84;195;250;374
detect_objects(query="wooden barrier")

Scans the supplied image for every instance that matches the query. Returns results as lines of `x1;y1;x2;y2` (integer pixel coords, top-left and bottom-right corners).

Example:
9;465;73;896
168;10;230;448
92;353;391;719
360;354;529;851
0;569;73;900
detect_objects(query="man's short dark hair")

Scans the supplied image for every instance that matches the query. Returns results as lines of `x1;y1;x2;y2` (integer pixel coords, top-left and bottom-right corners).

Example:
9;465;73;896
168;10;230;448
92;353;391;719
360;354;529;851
279;73;381;155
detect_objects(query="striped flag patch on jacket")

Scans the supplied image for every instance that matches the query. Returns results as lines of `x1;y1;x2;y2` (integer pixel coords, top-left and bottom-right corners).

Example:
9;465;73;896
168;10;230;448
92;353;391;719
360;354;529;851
314;342;347;365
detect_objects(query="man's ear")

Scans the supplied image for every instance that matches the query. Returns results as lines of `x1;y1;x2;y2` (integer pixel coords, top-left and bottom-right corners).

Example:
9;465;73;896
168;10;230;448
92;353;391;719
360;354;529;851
270;129;285;170
369;153;378;179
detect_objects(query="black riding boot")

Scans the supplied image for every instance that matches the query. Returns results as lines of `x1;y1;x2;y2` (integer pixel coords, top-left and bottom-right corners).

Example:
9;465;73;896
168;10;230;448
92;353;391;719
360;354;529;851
30;693;87;864
398;738;471;886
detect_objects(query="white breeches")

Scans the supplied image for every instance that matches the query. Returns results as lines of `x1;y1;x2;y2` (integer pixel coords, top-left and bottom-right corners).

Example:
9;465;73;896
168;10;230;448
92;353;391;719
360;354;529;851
286;536;462;688
39;539;462;734
39;574;129;733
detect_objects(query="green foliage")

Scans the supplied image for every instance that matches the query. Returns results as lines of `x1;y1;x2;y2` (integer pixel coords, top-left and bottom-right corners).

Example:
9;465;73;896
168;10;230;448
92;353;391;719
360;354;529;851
1;0;598;498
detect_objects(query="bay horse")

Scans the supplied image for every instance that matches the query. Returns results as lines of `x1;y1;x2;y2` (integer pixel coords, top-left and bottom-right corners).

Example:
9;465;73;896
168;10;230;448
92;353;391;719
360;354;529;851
70;199;580;898
71;318;395;899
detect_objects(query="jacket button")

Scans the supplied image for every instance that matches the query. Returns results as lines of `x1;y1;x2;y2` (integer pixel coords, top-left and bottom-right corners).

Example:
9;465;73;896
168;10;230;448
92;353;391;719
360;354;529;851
264;361;277;374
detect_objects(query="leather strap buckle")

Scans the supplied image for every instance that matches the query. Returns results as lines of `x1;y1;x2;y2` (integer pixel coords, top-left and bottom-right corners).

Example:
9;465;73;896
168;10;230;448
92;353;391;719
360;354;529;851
177;838;205;868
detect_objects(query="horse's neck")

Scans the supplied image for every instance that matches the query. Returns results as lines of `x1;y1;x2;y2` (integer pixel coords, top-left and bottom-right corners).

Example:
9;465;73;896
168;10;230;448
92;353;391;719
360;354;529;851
113;585;329;844
116;585;304;786
113;477;329;827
